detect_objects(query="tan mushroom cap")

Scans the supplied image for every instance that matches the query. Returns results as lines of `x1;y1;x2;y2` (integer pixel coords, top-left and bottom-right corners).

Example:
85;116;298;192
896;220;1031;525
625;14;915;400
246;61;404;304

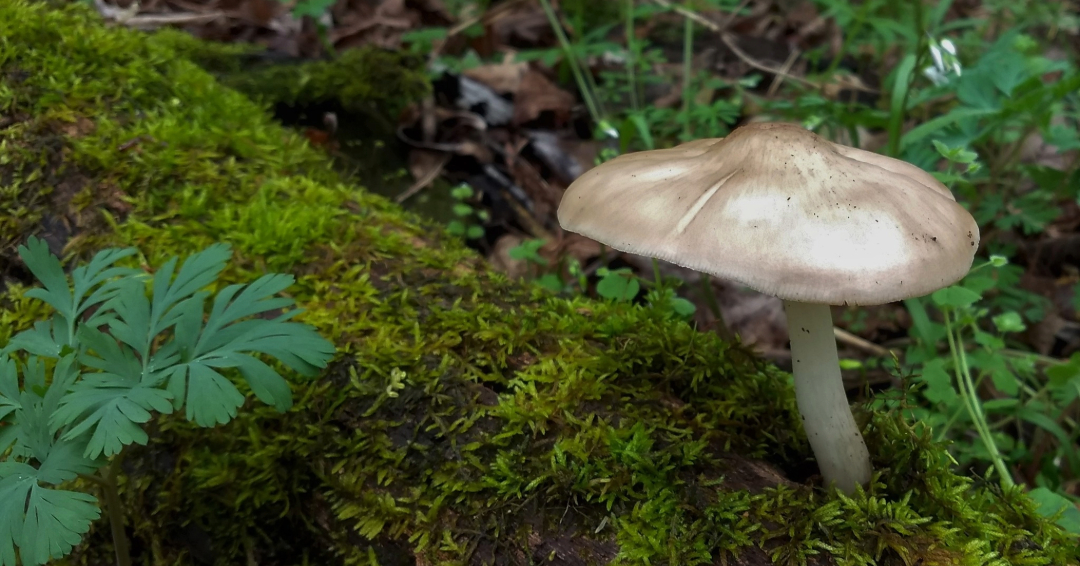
557;122;980;306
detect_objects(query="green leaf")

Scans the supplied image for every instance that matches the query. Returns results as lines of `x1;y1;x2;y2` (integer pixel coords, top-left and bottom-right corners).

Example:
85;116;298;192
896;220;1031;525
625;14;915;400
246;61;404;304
17;237;74;321
449;184;474;200
536;274;563;292
2;320;66;360
103;277;153;358
17;237;139;347
667;297;696;318
970;350;1018;396
172;364;246;427
981;398;1020;412
1047;354;1080;387
886;53;917;156
956;67;1002;109
54;374;174;459
508;240;547;265
899;108;998;151
987;49;1029;95
917;358;957;405
1028;487;1080;534
992;312;1025;333
164;274;333;426
0;410;101;566
931;286;982;309
151;244;230;333
0;462;100;566
596;269;639;302
838;359;863;371
291;0;336;18
6;356;82;463
1016;407;1080;472
232;354;292;412
465;225;485;240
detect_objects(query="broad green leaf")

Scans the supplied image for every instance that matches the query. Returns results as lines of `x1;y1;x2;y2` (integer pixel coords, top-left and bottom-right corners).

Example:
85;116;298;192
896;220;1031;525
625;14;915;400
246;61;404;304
931;286;982;309
887;52;917;155
1016;407;1080;472
1028;487;1080;534
292;0;336;18
536;274;563;292
596;269;639;302
987;49;1029;95
992;312;1025;333
956;67;1001;109
918;358;958;405
969;350;1018;396
1047;354;1080;387
981;398;1020;412
899;108;998;151
667;297;696;318
972;329;1004;351
465;225;484;240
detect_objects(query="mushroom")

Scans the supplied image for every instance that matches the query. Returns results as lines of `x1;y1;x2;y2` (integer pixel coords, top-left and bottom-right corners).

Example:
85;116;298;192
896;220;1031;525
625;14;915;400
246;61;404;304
557;122;979;494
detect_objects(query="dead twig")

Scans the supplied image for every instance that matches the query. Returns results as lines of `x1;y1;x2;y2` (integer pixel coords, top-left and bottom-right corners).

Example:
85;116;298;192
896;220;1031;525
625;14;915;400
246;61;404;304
833;327;896;358
649;0;821;89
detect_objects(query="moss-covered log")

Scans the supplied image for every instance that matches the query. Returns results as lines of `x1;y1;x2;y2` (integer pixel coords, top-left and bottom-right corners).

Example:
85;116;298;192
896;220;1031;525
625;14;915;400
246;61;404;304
0;3;1076;565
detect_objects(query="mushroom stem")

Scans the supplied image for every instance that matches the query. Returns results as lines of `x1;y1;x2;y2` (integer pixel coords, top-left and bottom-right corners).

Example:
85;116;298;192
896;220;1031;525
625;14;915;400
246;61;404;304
783;300;872;494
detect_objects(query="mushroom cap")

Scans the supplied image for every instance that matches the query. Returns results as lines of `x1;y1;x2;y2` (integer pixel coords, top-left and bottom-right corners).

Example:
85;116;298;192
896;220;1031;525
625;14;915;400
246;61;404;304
557;122;980;306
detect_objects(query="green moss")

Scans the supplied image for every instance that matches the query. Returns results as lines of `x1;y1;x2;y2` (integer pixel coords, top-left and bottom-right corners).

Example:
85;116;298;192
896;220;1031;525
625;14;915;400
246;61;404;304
153;28;430;120
0;3;1077;565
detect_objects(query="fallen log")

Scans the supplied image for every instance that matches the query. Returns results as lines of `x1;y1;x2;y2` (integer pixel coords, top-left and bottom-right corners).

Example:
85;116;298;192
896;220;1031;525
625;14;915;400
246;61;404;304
0;3;1074;565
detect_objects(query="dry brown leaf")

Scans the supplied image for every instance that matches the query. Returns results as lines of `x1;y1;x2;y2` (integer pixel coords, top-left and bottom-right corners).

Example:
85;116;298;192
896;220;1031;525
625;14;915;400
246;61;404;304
557;233;602;263
490;234;529;279
505;139;562;219
512;69;575;127
463;57;529;95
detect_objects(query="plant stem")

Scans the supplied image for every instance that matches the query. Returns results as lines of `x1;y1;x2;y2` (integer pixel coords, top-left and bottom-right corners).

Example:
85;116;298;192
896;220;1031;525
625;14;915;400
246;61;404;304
624;0;639;111
89;456;133;566
681;6;694;140
943;309;1014;487
538;0;603;126
698;275;733;341
886;0;927;157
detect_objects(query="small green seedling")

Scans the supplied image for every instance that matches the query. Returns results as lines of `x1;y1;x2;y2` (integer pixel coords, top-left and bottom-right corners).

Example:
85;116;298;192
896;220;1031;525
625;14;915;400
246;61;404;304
0;238;336;566
507;239;563;292
447;184;489;240
595;267;639;302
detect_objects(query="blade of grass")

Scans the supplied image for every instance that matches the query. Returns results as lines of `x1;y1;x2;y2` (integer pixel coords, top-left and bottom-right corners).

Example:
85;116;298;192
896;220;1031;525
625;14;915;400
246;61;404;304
537;0;603;126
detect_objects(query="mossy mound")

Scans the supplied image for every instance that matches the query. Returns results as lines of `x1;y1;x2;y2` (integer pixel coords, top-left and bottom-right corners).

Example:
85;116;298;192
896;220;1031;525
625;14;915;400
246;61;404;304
0;3;1077;565
153;29;429;121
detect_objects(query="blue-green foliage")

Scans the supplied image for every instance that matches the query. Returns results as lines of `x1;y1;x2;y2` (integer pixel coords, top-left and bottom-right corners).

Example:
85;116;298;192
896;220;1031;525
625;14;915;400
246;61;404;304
0;238;335;565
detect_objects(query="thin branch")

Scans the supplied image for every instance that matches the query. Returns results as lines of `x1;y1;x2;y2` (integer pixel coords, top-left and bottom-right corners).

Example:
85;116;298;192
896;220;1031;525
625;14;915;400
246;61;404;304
649;0;820;88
